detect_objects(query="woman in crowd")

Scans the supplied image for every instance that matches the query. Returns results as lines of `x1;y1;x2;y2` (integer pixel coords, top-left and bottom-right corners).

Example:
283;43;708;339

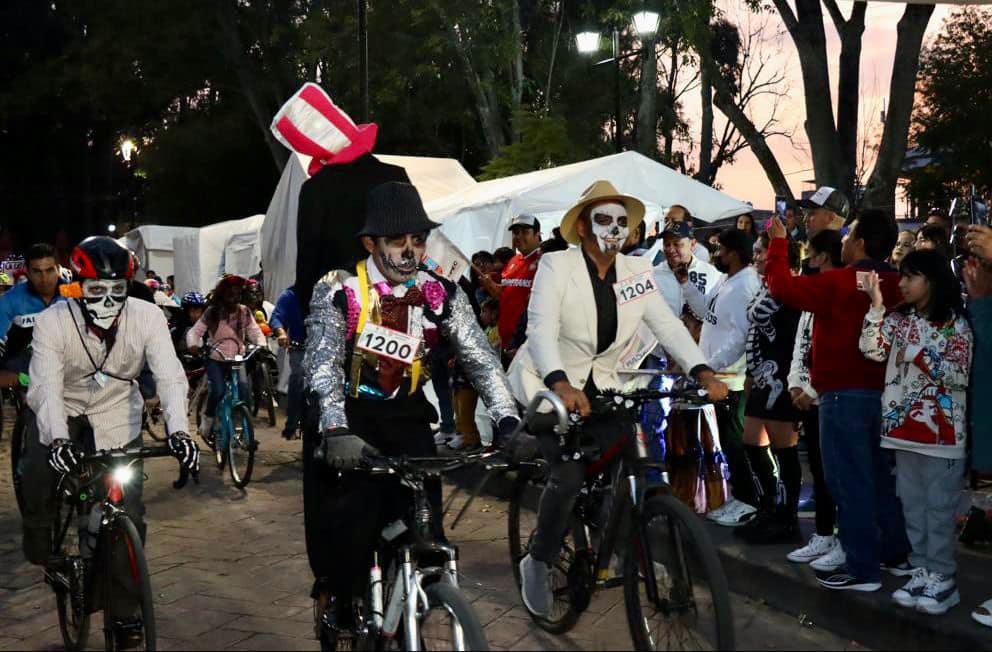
736;214;760;242
915;224;951;260
859;249;972;616
890;230;916;266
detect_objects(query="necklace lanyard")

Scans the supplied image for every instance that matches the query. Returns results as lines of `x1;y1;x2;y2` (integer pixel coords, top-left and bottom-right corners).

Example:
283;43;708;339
68;302;129;382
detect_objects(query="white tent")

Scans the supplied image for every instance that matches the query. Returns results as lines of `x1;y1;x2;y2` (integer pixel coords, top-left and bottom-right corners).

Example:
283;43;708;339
172;214;264;295
426;151;754;256
123;225;198;280
260;153;478;302
219;231;262;281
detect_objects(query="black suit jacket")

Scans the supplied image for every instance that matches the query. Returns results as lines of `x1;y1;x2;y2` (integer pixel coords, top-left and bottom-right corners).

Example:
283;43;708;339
295;153;410;315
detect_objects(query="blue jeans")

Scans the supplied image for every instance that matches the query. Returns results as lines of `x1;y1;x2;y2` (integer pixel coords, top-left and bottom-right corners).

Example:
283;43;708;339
819;390;910;581
205;360;248;418
284;349;305;434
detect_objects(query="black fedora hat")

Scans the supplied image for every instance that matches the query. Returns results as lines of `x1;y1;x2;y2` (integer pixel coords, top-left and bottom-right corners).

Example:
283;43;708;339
357;182;441;237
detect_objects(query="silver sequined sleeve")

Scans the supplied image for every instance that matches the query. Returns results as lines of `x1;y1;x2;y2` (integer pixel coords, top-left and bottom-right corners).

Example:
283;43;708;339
304;275;349;432
443;287;518;422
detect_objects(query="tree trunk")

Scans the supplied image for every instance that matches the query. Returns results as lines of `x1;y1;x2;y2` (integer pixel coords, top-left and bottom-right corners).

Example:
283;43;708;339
635;38;659;158
698;62;714;185
661;44;679;165
835;2;866;196
862;3;935;211
510;0;524;114
544;0;565;110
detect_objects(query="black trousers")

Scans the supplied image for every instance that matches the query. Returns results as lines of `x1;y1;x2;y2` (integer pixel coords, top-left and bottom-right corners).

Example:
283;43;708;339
803;406;836;536
303;391;440;600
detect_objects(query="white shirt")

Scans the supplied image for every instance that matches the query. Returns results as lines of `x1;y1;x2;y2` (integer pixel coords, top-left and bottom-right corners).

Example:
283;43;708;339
682;266;761;391
643;239;710;266
28;299;189;448
653;255;724;319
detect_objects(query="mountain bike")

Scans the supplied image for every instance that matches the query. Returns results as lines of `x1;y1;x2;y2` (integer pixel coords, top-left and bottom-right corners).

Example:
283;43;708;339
46;444;195;651
249;345;278;428
202;339;259;489
314;451;491;651
6;386;29;514
506;387;735;651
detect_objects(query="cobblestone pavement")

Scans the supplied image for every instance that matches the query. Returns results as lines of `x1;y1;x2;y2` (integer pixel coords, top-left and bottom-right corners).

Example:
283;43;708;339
0;417;865;651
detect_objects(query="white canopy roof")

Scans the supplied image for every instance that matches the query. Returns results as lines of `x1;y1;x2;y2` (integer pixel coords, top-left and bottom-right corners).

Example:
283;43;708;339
426;151;753;256
172;214;264;295
260;153;477;301
123;225;198;280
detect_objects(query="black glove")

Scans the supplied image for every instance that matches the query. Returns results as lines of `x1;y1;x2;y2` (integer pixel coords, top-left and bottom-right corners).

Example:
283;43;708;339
505;432;540;464
49;439;82;476
167;432;200;475
315;430;376;469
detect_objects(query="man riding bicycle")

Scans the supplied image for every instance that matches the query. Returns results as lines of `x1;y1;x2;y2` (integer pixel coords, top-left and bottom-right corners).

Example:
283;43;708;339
187;275;267;439
21;236;198;648
304;181;521;634
505;181;729;617
0;243;65;389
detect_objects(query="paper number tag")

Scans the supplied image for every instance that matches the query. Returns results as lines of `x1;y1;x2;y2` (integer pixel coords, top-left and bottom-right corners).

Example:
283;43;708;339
356;323;421;365
614;271;658;306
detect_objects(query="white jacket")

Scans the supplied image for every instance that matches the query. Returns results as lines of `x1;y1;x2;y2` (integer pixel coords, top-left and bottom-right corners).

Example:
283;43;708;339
653;255;724;319
507;247;707;411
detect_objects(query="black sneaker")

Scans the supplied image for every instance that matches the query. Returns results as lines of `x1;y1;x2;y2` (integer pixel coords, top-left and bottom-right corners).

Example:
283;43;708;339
815;566;882;592
113;618;144;650
881;559;917;578
735;508;799;544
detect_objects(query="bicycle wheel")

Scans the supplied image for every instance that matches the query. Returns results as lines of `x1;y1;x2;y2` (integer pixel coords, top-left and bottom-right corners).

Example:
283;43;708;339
228;404;256;489
53;504;90;651
623;494;734;651
10;411;28;515
260;362;277;428
397;582;488;651
507;471;580;634
140;404;167;443
102;514;156;651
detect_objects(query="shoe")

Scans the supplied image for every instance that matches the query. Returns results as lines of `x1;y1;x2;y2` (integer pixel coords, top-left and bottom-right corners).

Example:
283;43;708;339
916;572;960;615
810;545;847;573
892;568;930;608
445;433;465;450
815;566;881;592
881;559;918;578
519;554;552;617
711;500;757;527
972;599;992;628
788;534;837;564
113;618;144;650
705;501;731;523
736;508;799;544
434;430;454;446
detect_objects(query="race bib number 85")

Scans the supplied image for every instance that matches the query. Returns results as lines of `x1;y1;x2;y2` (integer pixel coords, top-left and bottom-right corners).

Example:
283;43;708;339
356;323;421;364
614;271;658;306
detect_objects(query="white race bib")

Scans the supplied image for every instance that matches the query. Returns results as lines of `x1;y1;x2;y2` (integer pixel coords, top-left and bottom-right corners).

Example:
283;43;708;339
355;323;421;365
614;271;658;306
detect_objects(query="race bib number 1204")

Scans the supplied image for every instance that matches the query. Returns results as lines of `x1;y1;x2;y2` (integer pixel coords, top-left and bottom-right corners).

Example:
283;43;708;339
614;271;658;306
356;323;421;364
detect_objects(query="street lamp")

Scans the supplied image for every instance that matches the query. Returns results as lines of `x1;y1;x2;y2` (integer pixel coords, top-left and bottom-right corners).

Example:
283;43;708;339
107;224;117;234
120;138;137;164
576;8;661;152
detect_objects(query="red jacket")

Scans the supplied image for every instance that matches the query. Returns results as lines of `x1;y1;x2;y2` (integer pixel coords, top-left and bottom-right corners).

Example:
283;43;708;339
498;249;541;347
766;237;902;394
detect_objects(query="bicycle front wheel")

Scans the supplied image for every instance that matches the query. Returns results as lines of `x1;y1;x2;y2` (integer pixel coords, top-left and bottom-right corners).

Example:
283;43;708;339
228;404;256;489
623;493;734;651
405;581;489;651
10;411;28;515
103;514;156;651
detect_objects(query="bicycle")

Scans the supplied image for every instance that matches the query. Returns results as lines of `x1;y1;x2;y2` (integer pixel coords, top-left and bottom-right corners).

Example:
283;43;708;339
199;338;259;489
6;385;29;514
46;444;195;651
314;451;492;652
505;387;735;651
248;345;278;428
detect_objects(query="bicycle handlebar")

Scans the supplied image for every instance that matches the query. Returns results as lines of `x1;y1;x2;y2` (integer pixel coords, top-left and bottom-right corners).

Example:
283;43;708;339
71;445;197;490
359;450;502;477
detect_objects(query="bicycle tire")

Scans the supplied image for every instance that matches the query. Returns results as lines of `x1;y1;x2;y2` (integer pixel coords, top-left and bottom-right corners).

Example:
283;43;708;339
54;504;90;651
401;582;488;651
102;514;156;651
261;362;277;428
228;404;255;489
141;406;167;443
622;494;734;652
507;471;580;634
10;411;27;515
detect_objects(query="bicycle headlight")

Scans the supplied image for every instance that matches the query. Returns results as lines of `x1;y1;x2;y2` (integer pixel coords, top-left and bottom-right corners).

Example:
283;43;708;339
112;466;135;485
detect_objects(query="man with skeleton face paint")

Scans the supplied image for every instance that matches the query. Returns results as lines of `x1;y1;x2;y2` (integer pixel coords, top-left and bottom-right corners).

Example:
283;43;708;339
504;181;730;617
20;236;197;645
302;182;520;624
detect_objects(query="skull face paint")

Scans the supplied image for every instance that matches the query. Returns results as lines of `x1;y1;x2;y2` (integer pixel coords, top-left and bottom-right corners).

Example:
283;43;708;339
373;233;428;285
589;202;630;254
80;279;128;329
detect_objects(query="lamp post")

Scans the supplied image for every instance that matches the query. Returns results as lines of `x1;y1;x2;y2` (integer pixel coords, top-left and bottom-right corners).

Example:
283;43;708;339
358;0;369;122
577;9;661;153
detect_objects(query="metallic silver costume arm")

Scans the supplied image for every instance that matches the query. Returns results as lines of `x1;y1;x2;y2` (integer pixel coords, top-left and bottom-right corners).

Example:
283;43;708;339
304;274;349;432
443;286;518;422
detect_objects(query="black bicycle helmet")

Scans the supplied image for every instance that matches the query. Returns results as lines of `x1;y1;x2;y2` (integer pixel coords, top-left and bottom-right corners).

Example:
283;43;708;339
70;236;135;280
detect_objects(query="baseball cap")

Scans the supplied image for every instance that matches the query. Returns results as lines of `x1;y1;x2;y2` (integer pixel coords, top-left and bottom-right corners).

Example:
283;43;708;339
508;214;540;231
661;221;694;240
799;186;850;220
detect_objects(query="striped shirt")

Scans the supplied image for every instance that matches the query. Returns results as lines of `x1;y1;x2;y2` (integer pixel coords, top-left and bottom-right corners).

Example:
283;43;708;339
28;299;189;448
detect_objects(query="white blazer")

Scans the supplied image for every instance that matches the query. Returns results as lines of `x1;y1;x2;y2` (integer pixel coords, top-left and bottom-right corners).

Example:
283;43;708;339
507;247;707;410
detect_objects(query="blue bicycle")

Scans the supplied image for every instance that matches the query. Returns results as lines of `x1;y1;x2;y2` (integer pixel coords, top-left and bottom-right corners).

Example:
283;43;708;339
203;339;259;489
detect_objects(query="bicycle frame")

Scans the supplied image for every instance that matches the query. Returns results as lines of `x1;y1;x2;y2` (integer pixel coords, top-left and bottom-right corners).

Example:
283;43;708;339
215;360;248;451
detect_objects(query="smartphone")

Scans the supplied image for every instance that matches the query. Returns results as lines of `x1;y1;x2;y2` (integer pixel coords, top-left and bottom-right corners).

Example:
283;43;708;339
856;271;871;291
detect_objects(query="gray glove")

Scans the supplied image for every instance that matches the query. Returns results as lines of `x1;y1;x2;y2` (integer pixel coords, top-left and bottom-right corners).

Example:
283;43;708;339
505;432;541;464
315;430;375;469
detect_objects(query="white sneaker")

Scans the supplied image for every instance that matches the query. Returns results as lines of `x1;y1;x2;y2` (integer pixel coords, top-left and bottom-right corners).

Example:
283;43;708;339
705;502;730;523
892;568;930;608
434;430;454;446
787;534;837;564
446;433;465;450
916;572;960;615
711;500;757;527
972;599;992;628
810;545;847;573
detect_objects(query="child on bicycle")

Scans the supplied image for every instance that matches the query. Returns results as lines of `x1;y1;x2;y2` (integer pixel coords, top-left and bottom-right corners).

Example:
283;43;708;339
187;274;266;439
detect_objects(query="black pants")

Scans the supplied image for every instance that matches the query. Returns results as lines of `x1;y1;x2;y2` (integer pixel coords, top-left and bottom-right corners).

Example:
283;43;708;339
803;406;836;536
715;390;757;506
21;411;146;621
303;391;440;601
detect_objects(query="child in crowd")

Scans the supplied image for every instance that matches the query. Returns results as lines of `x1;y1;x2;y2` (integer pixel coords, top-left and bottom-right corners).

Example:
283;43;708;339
480;298;500;352
859;249;972;616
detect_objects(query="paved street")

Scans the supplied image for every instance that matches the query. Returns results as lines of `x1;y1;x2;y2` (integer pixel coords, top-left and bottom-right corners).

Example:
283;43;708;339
0;415;864;651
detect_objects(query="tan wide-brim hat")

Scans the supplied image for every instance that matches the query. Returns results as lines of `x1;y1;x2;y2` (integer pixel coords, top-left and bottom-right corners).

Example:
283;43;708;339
560;180;646;245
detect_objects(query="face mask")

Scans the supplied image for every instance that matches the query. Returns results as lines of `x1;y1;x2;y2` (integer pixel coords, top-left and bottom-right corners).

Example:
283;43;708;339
589;203;629;255
80;279;128;329
374;234;426;285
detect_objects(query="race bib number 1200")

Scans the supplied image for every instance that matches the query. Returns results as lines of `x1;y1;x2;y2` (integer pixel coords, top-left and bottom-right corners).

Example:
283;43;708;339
614;271;658;306
356;323;421;364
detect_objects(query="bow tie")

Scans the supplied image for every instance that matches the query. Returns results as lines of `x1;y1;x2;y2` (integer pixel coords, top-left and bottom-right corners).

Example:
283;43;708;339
381;286;424;307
